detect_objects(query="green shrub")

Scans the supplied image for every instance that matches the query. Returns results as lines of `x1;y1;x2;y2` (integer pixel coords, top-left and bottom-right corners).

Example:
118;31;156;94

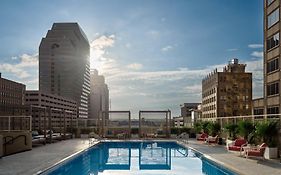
207;122;221;136
255;121;279;147
201;121;211;134
224;123;238;140
238;121;255;140
194;122;202;133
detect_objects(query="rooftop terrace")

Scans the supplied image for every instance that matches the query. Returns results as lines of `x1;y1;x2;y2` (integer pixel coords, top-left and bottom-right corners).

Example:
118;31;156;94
0;138;280;175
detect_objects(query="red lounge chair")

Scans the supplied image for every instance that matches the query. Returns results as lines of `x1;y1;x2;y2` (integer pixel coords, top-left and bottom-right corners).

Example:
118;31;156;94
227;139;247;152
206;135;219;144
245;143;267;159
197;133;208;141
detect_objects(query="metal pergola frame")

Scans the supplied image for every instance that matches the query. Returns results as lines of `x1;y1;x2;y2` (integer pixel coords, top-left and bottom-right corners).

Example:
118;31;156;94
139;110;171;138
28;105;76;141
101;110;131;138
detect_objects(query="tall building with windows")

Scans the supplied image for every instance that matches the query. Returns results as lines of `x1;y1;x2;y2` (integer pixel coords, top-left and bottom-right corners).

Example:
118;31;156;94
264;0;281;117
89;70;109;119
202;59;252;121
0;73;26;115
39;23;90;118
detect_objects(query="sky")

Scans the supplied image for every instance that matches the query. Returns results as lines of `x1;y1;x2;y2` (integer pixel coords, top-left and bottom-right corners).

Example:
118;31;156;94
0;0;264;117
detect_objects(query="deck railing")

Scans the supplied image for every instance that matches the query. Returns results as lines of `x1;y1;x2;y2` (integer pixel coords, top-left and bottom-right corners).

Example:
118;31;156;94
199;114;281;128
0;116;32;131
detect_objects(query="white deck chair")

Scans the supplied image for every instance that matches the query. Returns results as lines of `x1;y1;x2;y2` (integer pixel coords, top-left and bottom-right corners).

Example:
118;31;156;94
177;132;189;144
88;132;101;145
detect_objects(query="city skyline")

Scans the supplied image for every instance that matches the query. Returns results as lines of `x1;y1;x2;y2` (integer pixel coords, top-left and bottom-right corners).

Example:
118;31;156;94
0;0;263;116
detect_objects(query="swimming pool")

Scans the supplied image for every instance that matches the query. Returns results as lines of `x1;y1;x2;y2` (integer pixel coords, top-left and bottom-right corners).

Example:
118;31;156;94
41;141;238;175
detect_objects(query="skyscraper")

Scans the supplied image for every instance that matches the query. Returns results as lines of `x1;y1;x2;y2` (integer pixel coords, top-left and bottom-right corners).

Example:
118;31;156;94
89;70;109;119
264;0;280;116
39;23;90;118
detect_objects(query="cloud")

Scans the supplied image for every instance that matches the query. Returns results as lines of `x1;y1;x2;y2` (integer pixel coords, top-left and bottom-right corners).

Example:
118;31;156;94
0;53;38;78
248;44;263;49
244;58;263;98
227;48;238;51
90;34;115;50
0;64;30;78
127;63;143;70
90;34;117;72
17;53;38;68
251;51;263;58
161;45;173;52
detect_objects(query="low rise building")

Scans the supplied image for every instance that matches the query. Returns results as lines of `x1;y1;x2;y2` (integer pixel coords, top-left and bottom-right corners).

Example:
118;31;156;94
173;116;184;128
25;90;77;131
177;103;201;127
202;58;252;121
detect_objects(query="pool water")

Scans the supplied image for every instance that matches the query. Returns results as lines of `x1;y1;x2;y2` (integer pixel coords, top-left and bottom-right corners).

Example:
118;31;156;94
43;141;237;175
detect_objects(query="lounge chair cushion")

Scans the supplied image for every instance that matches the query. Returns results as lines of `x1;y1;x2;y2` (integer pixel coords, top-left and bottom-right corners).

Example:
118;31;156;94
234;139;247;147
197;133;208;141
228;145;242;151
246;143;267;158
228;139;247;151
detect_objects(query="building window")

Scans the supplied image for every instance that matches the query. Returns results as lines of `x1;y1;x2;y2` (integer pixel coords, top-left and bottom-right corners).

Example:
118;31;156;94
267;0;275;6
267;57;279;73
267;106;279;114
254;108;264;115
268;8;279;28
267;32;279;50
267;82;279;96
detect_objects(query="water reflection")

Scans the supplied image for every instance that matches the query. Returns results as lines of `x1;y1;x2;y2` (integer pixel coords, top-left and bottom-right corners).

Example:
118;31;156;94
45;142;235;175
139;142;172;170
47;142;189;175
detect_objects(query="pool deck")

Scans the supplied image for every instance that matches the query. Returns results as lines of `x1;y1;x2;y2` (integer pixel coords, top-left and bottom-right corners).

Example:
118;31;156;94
0;138;280;175
184;139;281;175
0;139;94;175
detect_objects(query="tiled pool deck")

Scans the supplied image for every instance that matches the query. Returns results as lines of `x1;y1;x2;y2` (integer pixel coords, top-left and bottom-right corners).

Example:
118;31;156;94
0;138;280;175
186;139;281;175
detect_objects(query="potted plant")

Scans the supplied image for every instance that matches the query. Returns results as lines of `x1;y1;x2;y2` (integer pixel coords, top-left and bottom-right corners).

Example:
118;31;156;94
194;122;202;139
207;122;222;144
207;122;221;137
256;121;279;159
238;120;255;141
194;122;202;132
224;123;238;141
201;121;210;134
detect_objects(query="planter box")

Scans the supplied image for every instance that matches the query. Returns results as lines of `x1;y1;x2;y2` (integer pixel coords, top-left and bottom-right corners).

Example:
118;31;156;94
264;147;278;159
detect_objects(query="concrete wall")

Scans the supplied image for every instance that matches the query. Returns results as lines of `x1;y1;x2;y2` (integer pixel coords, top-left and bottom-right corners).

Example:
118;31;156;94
0;135;3;158
0;131;32;156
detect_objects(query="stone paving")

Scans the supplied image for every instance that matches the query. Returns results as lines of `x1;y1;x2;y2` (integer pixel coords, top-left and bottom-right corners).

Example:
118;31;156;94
0;139;92;175
185;139;281;175
0;138;280;175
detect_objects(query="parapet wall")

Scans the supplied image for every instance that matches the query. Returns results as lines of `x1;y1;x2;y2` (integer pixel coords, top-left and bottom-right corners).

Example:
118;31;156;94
0;131;32;156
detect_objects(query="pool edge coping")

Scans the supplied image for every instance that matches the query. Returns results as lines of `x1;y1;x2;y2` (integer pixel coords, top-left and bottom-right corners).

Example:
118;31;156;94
35;141;101;175
176;141;245;175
